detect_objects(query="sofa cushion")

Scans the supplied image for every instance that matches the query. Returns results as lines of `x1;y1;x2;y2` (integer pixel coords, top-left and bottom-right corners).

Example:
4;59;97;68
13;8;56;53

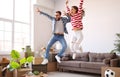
80;62;106;70
59;61;81;68
61;54;72;61
74;52;89;61
89;53;116;62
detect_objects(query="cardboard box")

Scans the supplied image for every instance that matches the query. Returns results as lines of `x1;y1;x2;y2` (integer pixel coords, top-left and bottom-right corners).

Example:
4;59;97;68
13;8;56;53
5;69;13;77
13;68;31;77
0;66;13;77
47;62;57;72
33;57;43;64
101;66;120;77
0;66;2;77
48;52;57;62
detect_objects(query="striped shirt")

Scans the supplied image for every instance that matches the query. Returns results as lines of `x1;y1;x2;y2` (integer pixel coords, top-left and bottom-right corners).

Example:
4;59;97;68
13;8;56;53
66;0;83;29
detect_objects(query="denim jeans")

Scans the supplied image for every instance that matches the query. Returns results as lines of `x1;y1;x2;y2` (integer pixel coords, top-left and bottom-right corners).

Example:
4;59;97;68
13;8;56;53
45;34;67;59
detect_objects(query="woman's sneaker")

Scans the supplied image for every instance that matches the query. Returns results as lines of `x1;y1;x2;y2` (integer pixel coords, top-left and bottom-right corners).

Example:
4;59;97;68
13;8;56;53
72;53;76;59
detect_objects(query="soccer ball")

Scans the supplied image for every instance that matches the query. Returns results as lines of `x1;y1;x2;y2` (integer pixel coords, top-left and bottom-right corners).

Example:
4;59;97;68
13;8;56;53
24;62;32;68
104;69;115;77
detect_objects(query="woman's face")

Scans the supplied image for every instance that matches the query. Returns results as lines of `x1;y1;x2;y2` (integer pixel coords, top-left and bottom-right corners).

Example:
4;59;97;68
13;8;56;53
70;7;77;16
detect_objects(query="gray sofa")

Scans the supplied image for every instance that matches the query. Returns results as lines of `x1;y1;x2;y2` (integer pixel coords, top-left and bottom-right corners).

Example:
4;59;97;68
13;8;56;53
57;52;119;74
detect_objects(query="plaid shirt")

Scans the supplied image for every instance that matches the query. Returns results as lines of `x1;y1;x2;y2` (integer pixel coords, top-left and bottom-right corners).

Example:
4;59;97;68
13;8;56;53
66;0;83;29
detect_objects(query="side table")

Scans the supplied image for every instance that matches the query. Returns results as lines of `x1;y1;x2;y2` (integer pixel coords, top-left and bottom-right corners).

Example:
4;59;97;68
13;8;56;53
101;66;120;77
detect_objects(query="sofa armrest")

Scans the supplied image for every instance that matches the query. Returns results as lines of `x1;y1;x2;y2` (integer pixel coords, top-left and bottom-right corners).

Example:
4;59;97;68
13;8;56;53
103;58;110;65
110;58;119;67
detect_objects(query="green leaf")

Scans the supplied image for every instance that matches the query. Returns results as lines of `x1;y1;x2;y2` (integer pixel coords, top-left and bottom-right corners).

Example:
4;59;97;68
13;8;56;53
10;50;20;59
26;56;34;63
10;61;20;69
33;71;40;75
20;58;26;65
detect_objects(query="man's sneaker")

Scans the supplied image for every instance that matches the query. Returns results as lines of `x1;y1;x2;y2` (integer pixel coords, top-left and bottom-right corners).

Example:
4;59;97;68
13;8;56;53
55;55;61;63
41;58;48;65
72;53;76;59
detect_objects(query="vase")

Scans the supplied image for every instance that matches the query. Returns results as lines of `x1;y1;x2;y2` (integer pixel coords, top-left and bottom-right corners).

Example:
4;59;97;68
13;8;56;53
25;45;33;57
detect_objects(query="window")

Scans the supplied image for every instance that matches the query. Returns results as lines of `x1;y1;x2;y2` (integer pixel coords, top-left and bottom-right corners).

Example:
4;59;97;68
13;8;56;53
0;0;36;54
0;21;12;51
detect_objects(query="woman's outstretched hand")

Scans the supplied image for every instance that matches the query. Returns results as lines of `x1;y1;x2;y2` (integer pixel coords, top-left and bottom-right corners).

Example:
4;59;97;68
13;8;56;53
66;0;69;5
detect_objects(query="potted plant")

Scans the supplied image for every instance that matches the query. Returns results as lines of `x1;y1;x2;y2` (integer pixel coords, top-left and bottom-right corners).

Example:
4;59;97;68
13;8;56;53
111;33;120;55
32;70;40;77
5;50;34;77
9;50;33;70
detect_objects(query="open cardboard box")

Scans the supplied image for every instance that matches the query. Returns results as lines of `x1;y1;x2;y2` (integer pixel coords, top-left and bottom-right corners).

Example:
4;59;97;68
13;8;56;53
33;57;43;64
13;68;31;77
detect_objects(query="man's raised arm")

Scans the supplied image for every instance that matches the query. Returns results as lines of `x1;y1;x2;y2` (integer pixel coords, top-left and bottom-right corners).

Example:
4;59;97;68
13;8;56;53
36;8;53;20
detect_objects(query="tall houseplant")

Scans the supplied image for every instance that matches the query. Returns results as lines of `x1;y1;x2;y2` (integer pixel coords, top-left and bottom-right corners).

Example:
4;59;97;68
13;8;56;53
111;33;120;54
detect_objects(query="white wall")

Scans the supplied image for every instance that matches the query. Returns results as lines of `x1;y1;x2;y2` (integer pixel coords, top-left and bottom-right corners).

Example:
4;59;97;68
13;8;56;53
34;0;54;51
37;0;55;10
54;0;120;53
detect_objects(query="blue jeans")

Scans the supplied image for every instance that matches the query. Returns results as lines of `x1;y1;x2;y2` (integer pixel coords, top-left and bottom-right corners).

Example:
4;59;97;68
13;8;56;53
45;34;67;59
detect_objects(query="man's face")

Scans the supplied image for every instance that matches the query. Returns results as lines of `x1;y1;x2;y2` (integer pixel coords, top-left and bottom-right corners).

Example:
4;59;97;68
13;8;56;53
55;13;61;20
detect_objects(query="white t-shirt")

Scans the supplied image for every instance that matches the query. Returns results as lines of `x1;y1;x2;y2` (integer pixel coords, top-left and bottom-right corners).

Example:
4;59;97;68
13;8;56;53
54;19;64;33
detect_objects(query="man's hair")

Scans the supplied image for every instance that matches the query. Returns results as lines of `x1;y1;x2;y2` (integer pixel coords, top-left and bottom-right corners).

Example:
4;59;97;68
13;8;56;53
56;11;62;15
72;6;78;13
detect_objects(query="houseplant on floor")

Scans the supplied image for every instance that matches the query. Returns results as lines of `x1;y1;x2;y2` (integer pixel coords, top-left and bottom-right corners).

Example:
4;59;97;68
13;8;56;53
10;50;33;70
4;50;34;77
